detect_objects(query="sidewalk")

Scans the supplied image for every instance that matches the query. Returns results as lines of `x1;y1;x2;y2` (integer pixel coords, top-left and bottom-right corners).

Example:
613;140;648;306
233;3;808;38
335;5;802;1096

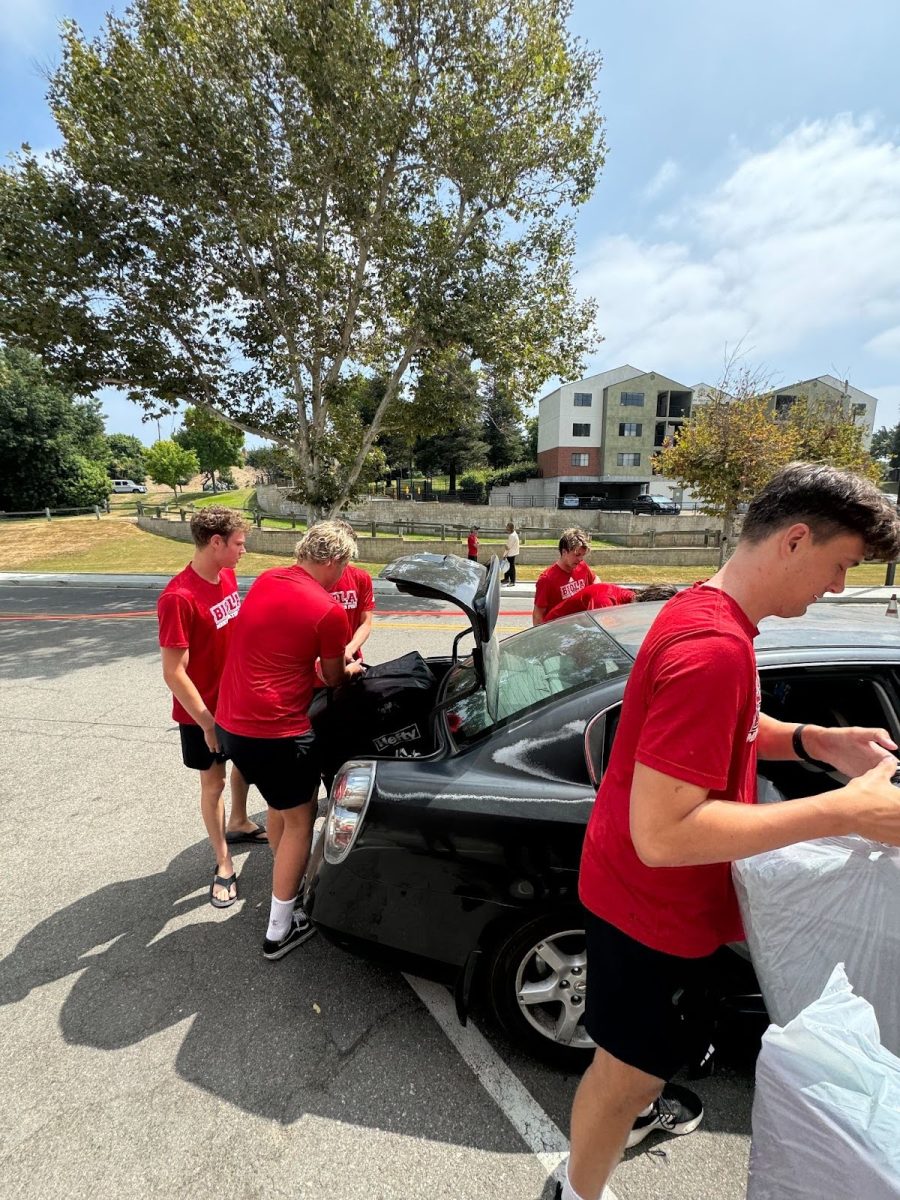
1;571;898;605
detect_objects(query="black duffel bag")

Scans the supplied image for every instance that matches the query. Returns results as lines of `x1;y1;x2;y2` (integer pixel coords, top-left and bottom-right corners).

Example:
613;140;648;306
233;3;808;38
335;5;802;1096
309;651;438;777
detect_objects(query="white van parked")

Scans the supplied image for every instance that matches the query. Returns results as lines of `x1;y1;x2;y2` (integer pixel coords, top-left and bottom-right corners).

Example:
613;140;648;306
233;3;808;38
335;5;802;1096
110;479;147;493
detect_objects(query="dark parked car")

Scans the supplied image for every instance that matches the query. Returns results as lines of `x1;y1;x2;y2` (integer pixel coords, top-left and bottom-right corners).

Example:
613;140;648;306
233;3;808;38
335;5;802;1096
630;493;681;515
305;554;900;1067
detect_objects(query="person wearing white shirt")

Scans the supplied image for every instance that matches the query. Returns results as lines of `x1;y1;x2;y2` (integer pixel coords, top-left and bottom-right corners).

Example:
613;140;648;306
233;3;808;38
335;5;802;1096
503;522;520;585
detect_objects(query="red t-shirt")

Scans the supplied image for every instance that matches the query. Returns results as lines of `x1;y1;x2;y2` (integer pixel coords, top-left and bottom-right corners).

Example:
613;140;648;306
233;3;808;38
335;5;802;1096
579;585;760;958
157;564;240;725
330;564;375;646
467;533;479;556
535;560;594;614
545;582;635;621
216;565;350;738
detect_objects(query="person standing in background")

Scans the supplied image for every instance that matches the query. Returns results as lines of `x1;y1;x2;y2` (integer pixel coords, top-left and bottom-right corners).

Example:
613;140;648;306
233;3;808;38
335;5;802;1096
467;525;479;562
502;522;520;585
157;508;260;912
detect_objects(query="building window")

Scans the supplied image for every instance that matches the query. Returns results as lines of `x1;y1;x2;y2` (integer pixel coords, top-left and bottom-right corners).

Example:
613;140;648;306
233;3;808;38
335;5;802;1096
571;452;589;466
619;422;642;437
573;392;592;407
621;391;644;407
572;423;591;437
774;393;797;418
851;402;867;420
617;452;641;467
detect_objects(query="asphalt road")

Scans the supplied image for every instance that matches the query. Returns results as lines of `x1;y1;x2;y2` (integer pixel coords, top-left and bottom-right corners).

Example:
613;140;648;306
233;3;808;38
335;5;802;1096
1;580;759;1200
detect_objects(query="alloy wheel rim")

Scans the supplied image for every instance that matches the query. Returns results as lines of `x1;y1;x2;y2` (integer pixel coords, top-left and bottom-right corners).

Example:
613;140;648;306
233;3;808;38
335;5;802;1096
513;928;595;1050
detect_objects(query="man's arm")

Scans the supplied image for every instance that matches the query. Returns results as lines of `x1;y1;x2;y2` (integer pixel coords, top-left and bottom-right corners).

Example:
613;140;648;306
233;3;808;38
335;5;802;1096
629;757;900;868
160;645;219;752
757;712;897;777
319;654;365;688
345;611;373;660
532;606;546;626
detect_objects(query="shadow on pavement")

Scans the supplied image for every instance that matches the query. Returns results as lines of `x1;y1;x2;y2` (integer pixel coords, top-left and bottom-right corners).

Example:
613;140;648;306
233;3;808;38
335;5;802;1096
0;620;159;680
0;835;525;1151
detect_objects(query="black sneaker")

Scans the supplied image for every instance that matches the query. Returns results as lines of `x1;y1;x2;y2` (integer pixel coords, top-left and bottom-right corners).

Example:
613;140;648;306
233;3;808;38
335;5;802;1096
625;1082;704;1148
262;911;315;960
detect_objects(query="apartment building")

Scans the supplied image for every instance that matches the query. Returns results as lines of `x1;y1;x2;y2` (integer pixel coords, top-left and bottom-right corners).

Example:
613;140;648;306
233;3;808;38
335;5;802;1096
534;367;879;503
536;364;693;501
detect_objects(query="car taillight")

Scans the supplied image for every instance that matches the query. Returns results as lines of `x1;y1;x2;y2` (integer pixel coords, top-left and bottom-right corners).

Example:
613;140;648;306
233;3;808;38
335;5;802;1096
323;761;376;864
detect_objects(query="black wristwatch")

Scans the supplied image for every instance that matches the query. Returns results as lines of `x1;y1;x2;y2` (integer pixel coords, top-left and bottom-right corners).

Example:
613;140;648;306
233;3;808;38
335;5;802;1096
792;724;833;771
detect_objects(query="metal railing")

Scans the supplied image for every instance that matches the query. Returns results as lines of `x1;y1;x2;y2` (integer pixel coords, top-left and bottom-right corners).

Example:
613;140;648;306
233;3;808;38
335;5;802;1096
0;505;105;521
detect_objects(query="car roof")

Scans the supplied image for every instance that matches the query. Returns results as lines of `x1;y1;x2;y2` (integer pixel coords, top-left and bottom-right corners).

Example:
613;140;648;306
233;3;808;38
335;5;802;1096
590;596;900;659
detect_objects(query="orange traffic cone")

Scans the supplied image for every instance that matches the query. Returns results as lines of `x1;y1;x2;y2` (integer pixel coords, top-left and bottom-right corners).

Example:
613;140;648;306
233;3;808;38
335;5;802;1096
887;593;899;618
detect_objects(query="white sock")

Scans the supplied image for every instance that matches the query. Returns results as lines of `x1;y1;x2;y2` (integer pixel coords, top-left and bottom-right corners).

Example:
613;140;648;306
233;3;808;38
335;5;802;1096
266;894;296;941
636;1102;654;1118
560;1165;587;1200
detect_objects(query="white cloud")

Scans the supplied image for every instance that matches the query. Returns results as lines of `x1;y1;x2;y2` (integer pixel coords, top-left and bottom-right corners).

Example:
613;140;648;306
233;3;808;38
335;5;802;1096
642;158;680;200
866;325;900;359
577;115;900;383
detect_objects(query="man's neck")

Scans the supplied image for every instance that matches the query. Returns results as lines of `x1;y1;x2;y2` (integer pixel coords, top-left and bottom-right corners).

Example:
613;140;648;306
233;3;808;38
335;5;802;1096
191;550;221;585
703;546;778;626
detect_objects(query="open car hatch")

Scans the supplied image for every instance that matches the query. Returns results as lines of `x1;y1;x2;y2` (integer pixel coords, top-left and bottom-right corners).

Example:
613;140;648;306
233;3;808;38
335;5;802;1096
380;553;501;719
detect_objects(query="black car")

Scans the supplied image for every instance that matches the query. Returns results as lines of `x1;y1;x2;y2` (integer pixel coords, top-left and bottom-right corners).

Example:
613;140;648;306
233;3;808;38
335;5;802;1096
630;493;681;515
305;554;900;1067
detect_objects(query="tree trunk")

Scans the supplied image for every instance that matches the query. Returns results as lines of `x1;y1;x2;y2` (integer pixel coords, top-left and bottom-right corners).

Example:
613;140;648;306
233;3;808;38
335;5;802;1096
449;462;458;494
718;509;737;567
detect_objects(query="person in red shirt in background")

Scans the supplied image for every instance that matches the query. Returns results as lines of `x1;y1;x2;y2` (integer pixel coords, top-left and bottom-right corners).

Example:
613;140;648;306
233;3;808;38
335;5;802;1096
330;524;375;662
544;582;677;622
467;526;479;562
157;508;257;911
557;464;900;1200
215;521;363;961
532;528;597;625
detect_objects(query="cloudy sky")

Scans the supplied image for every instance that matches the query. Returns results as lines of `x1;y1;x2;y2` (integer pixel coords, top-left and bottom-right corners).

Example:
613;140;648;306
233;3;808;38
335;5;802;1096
2;0;898;442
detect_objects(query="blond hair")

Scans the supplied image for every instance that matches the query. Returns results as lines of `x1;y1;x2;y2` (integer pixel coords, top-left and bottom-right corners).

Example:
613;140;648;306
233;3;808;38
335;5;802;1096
295;520;357;565
189;506;248;547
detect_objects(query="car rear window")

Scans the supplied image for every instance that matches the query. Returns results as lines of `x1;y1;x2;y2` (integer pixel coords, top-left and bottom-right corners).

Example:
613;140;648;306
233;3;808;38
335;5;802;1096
444;613;633;745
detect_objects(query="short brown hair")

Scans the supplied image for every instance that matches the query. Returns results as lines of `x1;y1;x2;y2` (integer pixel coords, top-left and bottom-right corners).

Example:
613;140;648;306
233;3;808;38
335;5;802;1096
189;507;248;548
559;527;591;554
295;520;357;565
741;462;900;561
635;584;678;602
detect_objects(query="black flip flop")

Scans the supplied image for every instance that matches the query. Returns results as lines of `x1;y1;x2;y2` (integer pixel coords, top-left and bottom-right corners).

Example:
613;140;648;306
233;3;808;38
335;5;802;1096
225;826;268;845
210;871;238;908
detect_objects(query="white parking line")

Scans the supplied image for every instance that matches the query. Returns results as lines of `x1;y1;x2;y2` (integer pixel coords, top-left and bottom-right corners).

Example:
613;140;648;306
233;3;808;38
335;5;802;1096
403;973;618;1200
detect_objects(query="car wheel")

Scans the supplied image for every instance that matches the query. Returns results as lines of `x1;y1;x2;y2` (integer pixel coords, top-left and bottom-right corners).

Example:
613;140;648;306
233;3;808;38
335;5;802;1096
487;910;595;1070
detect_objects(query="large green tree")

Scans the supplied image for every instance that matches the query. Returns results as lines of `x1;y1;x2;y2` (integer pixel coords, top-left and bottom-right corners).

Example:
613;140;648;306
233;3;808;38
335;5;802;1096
106;432;147;482
0;346;110;509
0;0;603;515
174;405;244;488
145;439;200;497
871;422;900;475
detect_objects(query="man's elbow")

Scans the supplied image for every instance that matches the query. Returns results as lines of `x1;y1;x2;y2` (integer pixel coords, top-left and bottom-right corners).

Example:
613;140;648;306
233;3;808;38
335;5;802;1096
631;826;682;868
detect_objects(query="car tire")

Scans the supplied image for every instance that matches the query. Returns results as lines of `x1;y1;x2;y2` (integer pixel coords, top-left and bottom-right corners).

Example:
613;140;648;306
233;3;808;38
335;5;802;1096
487;910;596;1070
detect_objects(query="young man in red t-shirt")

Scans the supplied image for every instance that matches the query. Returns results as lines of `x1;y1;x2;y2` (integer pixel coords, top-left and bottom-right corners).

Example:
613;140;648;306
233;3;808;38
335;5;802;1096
158;508;257;910
558;464;900;1200
216;521;364;960
329;559;375;661
533;528;598;625
544;582;678;621
467;526;479;562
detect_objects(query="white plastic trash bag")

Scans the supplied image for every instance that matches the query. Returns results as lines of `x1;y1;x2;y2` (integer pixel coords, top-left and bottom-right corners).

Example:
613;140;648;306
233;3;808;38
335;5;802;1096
747;964;900;1199
732;835;900;1055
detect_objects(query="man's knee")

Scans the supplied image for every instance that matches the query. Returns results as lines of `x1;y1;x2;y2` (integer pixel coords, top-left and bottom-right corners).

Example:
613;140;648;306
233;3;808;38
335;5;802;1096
585;1047;663;1115
199;763;227;798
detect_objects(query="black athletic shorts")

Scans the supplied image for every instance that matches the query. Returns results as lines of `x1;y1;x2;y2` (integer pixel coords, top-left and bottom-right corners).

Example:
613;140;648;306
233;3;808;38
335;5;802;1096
215;726;320;811
179;723;227;771
583;912;730;1081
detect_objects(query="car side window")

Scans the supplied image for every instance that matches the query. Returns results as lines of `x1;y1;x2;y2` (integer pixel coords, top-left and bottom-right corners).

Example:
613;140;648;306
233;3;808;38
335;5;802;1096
758;667;900;798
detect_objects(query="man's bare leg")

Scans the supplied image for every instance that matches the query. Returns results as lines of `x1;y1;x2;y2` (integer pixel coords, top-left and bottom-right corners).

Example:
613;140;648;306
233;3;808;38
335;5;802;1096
199;762;235;904
566;1047;664;1200
271;799;316;901
225;765;260;836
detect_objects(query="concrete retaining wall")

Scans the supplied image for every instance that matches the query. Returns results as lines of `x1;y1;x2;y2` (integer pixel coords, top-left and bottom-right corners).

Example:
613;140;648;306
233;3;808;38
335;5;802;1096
137;515;719;568
254;483;726;536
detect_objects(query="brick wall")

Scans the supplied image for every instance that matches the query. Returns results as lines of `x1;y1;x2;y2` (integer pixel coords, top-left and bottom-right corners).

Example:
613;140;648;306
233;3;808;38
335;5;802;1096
537;446;600;479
